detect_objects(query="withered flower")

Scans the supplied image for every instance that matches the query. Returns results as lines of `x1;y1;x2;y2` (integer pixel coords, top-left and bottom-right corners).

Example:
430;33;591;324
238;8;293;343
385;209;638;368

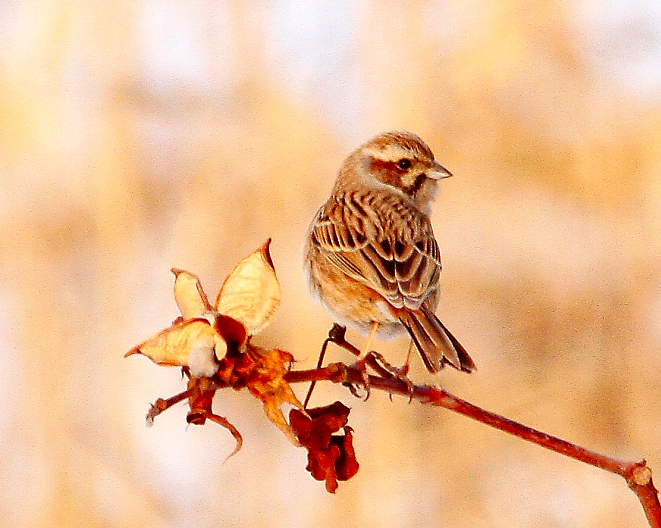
290;402;359;493
126;240;304;449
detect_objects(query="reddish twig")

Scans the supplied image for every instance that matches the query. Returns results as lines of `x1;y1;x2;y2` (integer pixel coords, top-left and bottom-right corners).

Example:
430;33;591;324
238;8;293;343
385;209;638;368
144;379;243;459
137;323;660;524
285;363;660;527
146;388;195;425
303;330;334;409
195;411;244;460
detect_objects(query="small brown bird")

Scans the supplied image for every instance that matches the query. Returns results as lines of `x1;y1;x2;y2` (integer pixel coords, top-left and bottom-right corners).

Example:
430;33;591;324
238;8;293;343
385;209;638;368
304;131;475;373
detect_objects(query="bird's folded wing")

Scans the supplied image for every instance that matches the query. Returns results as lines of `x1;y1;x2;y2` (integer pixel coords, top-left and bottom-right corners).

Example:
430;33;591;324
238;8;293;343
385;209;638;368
311;203;441;310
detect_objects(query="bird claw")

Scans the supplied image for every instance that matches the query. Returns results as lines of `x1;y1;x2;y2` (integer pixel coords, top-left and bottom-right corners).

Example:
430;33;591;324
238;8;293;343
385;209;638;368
344;356;371;401
368;352;415;402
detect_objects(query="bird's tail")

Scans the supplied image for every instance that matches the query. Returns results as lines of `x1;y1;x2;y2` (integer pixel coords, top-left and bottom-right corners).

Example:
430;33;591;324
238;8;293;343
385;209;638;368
400;305;476;373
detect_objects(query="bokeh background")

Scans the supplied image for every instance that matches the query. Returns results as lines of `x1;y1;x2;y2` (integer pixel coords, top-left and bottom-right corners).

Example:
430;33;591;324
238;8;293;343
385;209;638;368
2;0;661;526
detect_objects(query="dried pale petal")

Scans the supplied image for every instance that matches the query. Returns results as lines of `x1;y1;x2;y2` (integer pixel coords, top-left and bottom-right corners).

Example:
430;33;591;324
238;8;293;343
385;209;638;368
125;319;223;378
172;269;212;320
262;402;301;447
214;335;228;362
215;239;280;335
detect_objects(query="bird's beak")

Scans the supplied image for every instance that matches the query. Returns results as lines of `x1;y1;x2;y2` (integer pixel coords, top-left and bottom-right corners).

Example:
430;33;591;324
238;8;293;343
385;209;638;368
427;161;452;180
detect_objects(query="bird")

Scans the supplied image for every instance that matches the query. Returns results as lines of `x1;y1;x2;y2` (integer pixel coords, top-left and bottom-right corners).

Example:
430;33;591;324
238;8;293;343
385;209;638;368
304;131;476;374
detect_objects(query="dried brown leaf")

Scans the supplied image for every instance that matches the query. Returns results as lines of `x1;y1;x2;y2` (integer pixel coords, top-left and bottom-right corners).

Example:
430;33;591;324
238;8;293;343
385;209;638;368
245;346;304;446
331;428;359;482
290;402;359;493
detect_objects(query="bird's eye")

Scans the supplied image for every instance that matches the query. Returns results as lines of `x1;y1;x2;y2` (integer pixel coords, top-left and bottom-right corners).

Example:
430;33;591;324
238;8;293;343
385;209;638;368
397;158;412;170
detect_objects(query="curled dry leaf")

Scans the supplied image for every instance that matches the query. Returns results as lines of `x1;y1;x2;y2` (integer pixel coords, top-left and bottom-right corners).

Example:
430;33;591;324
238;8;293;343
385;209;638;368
215;239;281;336
290;402;359;493
125;319;224;378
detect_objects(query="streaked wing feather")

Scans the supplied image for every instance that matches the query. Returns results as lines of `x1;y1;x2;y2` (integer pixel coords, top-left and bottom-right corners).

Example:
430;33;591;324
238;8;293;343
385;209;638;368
311;195;442;310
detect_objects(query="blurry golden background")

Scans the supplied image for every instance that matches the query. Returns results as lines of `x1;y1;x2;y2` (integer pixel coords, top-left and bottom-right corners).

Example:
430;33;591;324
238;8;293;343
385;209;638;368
2;0;661;526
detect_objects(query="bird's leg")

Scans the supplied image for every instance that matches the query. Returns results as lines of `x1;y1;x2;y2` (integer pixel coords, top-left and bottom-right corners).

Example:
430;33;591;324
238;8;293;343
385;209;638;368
348;321;379;399
398;341;416;402
368;341;415;402
359;321;379;362
397;341;414;377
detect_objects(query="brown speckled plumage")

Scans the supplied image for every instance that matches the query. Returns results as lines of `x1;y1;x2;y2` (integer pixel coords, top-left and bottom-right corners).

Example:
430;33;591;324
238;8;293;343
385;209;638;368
304;131;475;373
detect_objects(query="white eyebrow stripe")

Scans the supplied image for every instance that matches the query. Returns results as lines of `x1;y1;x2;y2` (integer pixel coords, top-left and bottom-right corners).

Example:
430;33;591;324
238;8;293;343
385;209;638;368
364;143;413;162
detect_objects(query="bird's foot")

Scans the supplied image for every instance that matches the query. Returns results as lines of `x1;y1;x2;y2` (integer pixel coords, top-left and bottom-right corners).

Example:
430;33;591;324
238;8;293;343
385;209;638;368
369;352;415;402
344;355;372;401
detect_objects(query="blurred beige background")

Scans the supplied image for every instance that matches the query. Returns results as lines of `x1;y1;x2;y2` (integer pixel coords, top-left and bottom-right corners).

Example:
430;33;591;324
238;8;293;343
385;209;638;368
2;0;661;527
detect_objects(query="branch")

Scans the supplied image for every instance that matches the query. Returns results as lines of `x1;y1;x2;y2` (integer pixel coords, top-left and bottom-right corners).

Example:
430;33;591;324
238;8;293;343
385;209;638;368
286;361;660;526
126;245;659;521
